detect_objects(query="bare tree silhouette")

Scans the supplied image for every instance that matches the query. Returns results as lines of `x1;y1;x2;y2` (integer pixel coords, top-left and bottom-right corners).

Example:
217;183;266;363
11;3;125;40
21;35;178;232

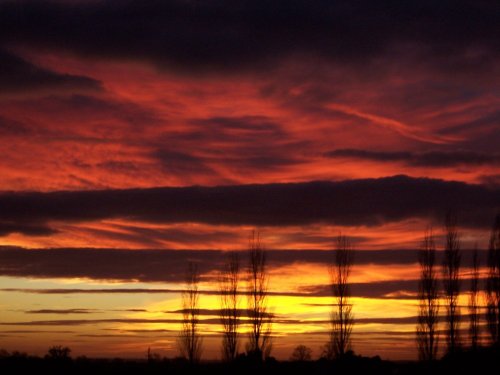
442;213;461;354
146;347;161;363
45;346;71;361
417;229;440;361
219;252;240;361
469;245;480;350
178;262;202;364
246;231;272;361
486;214;500;347
327;234;354;359
290;345;312;361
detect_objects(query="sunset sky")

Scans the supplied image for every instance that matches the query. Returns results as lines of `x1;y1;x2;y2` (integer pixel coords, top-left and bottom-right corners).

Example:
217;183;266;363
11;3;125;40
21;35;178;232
1;0;499;361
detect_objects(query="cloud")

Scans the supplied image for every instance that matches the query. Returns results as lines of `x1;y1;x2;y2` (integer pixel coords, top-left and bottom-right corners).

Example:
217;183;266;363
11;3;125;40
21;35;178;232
0;318;188;327
0;49;101;94
325;149;500;167
480;174;500;188
167;308;274;319
0;1;497;75
0;247;488;296
187;116;285;141
325;104;458;145
159;116;303;172
0;115;31;136
0;317;290;327
92;224;240;248
0;247;221;283
0;222;58;236
25;309;97;315
303;277;488;300
0;315;441;327
1;288;197;295
152;150;216;176
22;94;164;130
0;176;498;232
0;330;75;334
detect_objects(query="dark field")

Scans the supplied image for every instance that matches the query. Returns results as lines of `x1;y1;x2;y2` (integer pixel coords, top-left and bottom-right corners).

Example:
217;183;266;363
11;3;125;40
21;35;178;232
1;348;497;375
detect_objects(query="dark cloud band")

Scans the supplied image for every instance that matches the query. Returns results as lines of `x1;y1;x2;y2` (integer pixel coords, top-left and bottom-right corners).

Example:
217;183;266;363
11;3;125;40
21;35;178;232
0;247;488;299
0;49;102;94
325;149;500;167
0;176;498;233
0;1;498;73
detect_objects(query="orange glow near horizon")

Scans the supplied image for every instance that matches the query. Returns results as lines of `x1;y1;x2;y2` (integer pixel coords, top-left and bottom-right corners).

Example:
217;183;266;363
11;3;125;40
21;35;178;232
1;6;499;362
0;265;489;360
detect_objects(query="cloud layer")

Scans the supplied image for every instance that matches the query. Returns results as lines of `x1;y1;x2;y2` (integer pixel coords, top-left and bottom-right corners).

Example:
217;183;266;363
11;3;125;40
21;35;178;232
0;1;498;360
0;247;488;298
0;176;498;238
326;149;500;167
1;1;498;74
0;49;101;95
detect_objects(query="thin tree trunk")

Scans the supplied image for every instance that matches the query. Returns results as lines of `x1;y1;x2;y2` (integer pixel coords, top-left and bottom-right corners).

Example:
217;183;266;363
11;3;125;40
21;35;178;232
417;229;439;362
486;214;500;347
469;246;480;350
442;213;461;354
329;234;354;359
246;231;272;361
178;262;202;364
219;252;240;361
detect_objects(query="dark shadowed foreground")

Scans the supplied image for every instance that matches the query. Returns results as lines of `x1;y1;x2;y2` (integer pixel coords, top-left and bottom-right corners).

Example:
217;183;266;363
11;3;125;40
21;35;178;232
0;348;497;375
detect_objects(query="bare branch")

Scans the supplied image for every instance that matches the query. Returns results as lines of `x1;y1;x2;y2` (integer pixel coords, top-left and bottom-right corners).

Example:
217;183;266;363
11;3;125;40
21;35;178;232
219;252;240;361
246;230;273;361
486;214;500;347
178;262;203;364
327;234;354;359
469;245;480;350
442;212;462;354
417;229;440;362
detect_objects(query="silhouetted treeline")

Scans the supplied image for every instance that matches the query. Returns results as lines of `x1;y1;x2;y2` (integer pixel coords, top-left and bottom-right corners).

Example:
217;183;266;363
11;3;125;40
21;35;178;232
178;231;357;363
416;212;500;361
174;214;500;365
4;216;500;370
1;346;499;375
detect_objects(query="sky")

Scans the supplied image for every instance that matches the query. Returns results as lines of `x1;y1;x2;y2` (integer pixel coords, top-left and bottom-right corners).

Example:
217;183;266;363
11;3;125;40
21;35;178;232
0;0;499;361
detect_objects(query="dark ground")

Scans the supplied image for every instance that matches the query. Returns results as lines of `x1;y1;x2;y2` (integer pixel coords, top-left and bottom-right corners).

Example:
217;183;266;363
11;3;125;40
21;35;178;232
0;347;497;375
